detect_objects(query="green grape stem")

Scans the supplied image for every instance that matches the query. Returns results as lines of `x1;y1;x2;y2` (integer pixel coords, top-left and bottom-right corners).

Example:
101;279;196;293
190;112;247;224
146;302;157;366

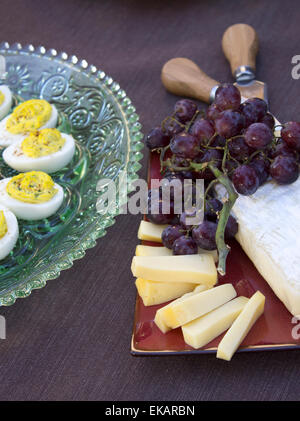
208;164;238;276
160;145;238;275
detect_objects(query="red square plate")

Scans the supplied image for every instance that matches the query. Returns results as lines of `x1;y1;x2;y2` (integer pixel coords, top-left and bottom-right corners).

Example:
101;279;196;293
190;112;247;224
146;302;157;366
131;152;300;355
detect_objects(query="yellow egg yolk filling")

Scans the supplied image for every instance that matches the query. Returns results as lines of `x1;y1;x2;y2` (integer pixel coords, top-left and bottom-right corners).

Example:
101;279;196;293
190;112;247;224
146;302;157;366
6;99;52;134
0;91;5;106
21;128;65;158
0;211;7;239
6;171;58;204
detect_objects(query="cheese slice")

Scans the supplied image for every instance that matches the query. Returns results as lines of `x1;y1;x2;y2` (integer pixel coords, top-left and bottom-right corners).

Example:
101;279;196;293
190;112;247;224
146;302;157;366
136;244;218;262
135;278;197;306
135;245;172;257
155;285;209;333
131;254;217;286
216;179;300;316
182;296;249;349
163;283;237;329
137;220;168;243
216;291;265;361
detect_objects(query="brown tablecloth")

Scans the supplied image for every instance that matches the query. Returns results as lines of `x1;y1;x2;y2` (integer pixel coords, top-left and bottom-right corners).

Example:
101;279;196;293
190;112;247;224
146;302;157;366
0;0;299;401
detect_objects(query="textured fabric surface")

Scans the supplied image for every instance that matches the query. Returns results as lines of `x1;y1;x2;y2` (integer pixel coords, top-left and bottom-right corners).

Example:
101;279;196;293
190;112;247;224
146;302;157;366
0;0;299;401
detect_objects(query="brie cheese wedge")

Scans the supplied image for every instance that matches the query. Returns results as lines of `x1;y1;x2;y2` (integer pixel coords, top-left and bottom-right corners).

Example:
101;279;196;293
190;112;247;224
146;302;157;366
216;177;300;316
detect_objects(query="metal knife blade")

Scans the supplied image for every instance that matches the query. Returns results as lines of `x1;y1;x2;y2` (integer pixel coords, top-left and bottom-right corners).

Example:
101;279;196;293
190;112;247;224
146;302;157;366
234;78;268;104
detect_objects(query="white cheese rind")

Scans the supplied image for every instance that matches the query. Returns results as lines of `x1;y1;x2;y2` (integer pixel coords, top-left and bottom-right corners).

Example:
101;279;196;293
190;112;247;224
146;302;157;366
216;178;300;316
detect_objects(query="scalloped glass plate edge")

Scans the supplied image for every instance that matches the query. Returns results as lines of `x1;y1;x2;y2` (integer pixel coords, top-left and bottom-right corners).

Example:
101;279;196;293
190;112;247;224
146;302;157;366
0;42;144;306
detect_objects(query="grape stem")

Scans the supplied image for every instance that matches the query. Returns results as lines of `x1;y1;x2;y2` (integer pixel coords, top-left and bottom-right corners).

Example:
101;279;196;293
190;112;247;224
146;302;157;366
208;164;238;276
185;110;200;132
160;145;170;172
161;152;238;275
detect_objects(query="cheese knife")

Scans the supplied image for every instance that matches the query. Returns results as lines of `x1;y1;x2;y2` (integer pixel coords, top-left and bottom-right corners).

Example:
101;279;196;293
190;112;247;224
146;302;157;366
161;42;280;129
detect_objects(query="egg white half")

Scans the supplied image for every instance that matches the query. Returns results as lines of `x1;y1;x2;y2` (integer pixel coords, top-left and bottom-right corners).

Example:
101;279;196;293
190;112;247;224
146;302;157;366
3;133;76;173
0;204;19;260
0;103;58;147
0;178;64;221
0;85;13;121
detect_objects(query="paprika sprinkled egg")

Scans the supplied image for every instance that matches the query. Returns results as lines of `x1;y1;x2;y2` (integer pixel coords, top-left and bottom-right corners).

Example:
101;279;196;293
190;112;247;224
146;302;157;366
3;128;76;173
0;99;58;147
0;171;64;220
0;85;13;121
0;205;19;260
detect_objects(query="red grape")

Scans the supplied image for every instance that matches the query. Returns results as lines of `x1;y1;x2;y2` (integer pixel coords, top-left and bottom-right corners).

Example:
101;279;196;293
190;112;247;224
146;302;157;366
232;164;260;195
205;198;223;221
244;122;273;149
270;141;297;160
192;221;217;250
170;132;200;159
228;136;251;160
214;84;241;111
146;127;171;150
196;149;223;180
210;135;226;147
270;155;299;184
162;225;185;249
281;121;300;151
206;103;222;121
201;149;223;166
179;207;203;229
249;155;270;185
240;98;268;127
190;119;215;144
146;188;177;224
260;113;275;130
163;117;184;137
246;98;267;120
174;99;197;123
240;101;257;126
172;236;198;255
215;110;245;138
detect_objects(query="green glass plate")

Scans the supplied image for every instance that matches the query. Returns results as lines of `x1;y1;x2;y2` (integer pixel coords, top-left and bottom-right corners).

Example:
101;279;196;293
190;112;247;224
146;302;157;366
0;42;144;306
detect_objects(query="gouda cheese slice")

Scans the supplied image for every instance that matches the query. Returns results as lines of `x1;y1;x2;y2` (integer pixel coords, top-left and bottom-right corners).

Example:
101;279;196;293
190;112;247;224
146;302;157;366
182;296;249;349
135;278;197;306
216;291;265;361
137;220;168;243
163;283;237;329
131;254;217;286
155;285;209;333
135;245;172;257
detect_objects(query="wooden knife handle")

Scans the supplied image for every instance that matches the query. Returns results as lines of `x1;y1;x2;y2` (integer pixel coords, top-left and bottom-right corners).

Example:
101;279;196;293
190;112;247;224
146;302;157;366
161;57;219;103
222;23;259;76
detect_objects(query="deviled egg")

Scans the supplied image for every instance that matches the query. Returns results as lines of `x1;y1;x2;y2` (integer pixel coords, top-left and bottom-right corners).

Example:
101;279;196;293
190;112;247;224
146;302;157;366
0;99;58;147
0;205;19;260
0;171;64;220
0;85;13;121
3;128;76;173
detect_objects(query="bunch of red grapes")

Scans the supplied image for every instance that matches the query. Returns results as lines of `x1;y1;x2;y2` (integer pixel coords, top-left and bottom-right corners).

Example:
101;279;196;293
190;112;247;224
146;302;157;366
145;83;300;257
